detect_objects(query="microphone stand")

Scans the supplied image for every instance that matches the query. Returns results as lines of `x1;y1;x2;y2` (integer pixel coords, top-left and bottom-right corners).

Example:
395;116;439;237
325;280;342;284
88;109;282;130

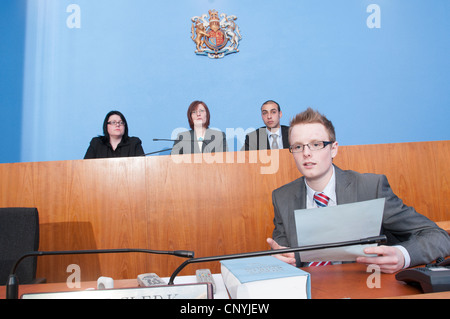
153;139;177;142
168;235;387;285
142;148;172;156
6;248;194;299
142;138;179;156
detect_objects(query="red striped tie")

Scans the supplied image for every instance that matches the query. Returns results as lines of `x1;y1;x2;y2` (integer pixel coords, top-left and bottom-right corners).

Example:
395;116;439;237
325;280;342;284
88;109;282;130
309;261;332;266
314;192;330;207
309;192;332;266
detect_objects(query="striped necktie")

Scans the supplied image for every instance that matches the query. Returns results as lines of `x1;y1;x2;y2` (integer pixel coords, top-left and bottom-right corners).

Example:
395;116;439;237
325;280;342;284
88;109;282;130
314;192;330;208
309;192;332;266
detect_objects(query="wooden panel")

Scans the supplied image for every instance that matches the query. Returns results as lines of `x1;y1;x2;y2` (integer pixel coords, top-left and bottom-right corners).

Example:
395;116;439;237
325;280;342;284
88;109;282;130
0;141;448;282
334;141;449;221
143;151;299;277
436;221;450;235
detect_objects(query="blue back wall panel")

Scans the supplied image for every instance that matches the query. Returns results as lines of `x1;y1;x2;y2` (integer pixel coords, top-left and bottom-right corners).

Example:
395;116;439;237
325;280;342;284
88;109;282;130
1;0;449;163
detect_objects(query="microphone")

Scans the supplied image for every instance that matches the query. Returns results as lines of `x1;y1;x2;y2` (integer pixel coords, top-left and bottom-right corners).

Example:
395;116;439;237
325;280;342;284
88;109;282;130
153;138;178;142
153;138;212;143
142;148;173;156
6;248;194;299
168;235;387;285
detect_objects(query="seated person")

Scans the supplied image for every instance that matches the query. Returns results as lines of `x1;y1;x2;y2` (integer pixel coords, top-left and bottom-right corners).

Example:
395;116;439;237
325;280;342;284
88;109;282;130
171;101;228;155
84;110;144;159
267;107;450;273
241;100;289;151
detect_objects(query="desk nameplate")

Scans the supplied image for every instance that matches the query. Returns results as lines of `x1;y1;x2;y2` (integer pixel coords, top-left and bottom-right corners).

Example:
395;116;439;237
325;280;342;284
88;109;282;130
21;283;213;299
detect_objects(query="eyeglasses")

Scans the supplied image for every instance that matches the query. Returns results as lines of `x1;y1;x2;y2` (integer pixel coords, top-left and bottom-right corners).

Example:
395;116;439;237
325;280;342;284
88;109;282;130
191;109;206;115
107;121;125;126
289;141;334;153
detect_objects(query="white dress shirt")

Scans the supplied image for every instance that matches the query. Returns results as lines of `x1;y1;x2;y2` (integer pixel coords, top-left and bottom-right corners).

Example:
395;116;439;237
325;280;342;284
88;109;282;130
266;127;283;149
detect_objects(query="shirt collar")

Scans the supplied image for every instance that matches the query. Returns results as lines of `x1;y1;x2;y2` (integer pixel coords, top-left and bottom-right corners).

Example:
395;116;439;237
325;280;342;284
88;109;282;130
304;166;336;207
265;127;280;136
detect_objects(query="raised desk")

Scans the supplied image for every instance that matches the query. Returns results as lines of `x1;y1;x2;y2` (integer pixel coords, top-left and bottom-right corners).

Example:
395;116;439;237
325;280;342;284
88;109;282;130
2;263;448;299
1;141;449;282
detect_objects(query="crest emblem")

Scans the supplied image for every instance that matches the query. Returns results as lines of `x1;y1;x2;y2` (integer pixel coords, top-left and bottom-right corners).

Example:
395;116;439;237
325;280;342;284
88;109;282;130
191;10;242;59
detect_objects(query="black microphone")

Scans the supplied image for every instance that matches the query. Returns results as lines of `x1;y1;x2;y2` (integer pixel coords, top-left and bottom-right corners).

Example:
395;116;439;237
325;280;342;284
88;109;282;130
153;138;212;143
142;148;173;156
153;138;179;142
6;248;194;299
168;235;387;285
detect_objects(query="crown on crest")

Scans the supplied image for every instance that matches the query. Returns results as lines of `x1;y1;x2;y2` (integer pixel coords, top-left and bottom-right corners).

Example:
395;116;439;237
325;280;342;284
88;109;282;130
208;10;219;22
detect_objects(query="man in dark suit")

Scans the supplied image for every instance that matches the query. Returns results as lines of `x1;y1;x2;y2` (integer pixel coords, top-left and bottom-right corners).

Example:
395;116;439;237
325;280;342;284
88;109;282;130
267;108;450;273
241;100;290;151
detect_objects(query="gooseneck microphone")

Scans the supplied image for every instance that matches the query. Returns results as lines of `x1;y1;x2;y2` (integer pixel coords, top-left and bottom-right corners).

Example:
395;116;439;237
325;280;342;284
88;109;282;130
142;148;173;156
153;138;213;143
6;248;194;299
168;235;387;285
153;138;178;142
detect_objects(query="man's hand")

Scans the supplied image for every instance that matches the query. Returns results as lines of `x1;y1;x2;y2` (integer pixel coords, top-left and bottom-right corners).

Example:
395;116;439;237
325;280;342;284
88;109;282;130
356;245;405;274
266;238;296;266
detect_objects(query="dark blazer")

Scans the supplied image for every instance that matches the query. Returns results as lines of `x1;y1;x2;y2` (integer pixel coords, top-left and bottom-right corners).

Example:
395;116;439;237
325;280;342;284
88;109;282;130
84;136;144;159
241;125;290;151
272;165;450;267
171;129;228;155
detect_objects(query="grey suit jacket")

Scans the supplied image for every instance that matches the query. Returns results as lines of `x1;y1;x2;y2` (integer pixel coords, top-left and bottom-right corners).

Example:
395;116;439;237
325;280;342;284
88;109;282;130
171;129;228;155
272;165;450;267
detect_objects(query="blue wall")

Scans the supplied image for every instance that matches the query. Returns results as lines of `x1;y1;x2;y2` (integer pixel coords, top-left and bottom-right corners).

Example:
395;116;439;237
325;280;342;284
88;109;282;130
0;1;27;163
1;0;449;163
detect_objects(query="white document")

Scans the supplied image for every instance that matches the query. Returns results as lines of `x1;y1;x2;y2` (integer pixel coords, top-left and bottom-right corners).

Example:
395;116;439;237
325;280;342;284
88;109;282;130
294;198;385;262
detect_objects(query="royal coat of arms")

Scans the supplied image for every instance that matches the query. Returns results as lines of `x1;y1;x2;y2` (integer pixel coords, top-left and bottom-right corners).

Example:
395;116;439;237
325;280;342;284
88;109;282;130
191;10;242;59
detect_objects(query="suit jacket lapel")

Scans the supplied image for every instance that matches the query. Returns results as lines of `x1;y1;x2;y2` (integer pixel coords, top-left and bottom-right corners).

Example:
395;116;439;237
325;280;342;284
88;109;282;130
294;177;307;210
334;165;357;205
288;177;307;248
190;130;201;153
281;126;290;149
202;129;213;152
258;128;270;150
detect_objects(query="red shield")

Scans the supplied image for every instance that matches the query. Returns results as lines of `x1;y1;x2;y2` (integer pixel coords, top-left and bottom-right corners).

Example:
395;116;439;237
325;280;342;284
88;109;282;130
206;29;226;50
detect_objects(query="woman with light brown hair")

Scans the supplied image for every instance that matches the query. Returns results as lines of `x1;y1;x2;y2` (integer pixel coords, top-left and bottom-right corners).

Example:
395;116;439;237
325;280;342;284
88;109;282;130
171;101;228;155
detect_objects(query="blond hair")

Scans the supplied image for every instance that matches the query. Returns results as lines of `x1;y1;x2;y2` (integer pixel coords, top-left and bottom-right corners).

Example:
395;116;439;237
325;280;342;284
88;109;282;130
289;108;336;143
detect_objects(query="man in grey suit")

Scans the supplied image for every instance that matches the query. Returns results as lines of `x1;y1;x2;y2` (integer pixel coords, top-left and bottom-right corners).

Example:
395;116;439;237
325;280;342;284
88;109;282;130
241;100;290;151
267;108;450;273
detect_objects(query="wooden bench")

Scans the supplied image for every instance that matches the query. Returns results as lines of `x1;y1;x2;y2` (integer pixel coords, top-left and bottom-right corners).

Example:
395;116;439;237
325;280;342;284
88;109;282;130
0;140;448;281
436;221;450;235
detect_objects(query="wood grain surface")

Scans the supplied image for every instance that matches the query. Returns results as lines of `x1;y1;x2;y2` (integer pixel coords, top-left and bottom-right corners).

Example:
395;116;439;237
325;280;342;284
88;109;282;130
0;141;448;282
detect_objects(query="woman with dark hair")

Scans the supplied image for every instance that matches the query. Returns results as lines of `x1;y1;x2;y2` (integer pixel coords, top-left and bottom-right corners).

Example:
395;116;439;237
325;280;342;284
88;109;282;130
171;101;227;155
84;110;145;159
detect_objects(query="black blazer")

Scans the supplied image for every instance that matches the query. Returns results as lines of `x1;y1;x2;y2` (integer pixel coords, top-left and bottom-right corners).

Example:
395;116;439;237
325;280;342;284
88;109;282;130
84;136;145;159
241;125;290;151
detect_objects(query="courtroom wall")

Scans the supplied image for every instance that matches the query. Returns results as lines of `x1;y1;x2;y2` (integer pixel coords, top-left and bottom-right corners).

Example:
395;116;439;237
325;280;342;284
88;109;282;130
1;0;449;164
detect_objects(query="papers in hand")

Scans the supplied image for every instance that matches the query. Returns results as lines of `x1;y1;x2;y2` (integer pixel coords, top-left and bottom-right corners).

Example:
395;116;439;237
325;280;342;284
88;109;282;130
294;198;385;262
